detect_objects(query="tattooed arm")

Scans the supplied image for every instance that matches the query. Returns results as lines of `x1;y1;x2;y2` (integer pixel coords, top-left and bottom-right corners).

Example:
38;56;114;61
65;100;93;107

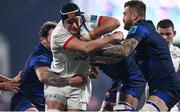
90;38;139;63
36;67;85;87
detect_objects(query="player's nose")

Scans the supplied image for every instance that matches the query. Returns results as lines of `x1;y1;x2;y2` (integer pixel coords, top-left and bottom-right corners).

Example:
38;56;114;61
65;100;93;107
72;22;78;28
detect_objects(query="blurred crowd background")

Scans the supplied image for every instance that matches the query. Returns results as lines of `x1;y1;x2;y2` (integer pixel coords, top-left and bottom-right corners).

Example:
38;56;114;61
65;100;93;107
0;0;180;110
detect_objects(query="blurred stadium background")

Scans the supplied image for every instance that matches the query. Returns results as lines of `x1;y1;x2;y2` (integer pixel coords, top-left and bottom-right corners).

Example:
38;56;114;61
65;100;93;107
0;0;180;110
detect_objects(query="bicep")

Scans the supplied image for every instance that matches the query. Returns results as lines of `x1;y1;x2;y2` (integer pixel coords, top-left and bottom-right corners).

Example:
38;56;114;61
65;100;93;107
122;38;139;53
100;16;120;27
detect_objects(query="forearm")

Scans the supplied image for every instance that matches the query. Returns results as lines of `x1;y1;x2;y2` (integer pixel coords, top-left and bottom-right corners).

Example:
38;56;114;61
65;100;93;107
40;70;69;87
82;34;117;53
95;38;139;57
90;47;124;64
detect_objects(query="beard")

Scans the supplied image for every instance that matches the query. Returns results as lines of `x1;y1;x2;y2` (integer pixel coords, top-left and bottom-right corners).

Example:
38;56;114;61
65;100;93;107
124;23;133;31
124;20;133;31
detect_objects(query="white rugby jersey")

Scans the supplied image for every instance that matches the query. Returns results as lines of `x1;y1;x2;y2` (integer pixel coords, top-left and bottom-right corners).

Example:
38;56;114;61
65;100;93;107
169;44;180;72
50;15;102;77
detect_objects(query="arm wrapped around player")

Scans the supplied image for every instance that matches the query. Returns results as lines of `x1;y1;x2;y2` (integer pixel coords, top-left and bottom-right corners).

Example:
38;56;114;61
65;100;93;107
40;69;87;87
89;46;124;64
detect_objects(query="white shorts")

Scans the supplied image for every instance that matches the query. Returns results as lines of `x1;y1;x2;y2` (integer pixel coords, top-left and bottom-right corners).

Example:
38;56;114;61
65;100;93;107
44;79;92;110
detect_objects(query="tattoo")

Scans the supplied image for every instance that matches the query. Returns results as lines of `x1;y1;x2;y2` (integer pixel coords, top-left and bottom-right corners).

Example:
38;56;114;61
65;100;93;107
41;70;69;87
92;38;139;62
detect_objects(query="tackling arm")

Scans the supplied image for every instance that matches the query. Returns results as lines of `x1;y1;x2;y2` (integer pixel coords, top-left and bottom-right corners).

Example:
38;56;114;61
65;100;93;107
36;67;85;87
90;38;139;64
66;31;123;54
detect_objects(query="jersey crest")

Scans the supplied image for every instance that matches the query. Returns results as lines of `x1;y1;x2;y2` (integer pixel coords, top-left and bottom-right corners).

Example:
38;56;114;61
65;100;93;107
128;26;138;35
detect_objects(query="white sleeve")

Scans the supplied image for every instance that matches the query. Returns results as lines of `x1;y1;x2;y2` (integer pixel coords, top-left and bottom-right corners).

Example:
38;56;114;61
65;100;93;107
51;22;74;48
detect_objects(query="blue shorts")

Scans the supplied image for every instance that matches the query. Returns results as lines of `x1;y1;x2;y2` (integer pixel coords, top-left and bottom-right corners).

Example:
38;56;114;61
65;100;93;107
10;93;45;111
148;72;180;110
105;72;146;103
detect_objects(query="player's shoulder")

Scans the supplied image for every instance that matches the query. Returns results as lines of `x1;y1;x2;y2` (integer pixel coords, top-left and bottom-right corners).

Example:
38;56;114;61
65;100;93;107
84;14;99;22
172;45;180;56
128;24;148;36
29;54;50;66
52;20;69;37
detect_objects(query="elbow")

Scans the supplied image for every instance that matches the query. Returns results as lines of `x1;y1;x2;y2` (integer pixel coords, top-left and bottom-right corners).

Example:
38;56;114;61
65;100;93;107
102;17;120;32
38;75;47;84
108;21;120;32
114;19;121;28
111;18;120;30
80;44;95;54
38;77;45;83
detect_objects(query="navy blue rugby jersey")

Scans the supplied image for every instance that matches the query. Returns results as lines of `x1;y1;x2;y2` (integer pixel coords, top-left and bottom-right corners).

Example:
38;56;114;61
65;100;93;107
126;20;175;81
95;55;142;81
19;43;52;97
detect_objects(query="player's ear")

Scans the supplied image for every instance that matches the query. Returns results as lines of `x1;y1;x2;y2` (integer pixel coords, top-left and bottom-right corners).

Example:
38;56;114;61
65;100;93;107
132;10;139;21
132;11;138;21
173;30;176;37
40;36;47;45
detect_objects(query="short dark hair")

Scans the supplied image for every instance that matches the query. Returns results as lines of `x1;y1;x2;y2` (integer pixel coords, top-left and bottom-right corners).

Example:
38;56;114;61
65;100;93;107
157;19;174;30
124;0;146;18
39;21;57;38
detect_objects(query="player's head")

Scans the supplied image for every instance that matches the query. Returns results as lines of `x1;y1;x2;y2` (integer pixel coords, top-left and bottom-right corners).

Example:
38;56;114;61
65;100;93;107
60;3;84;34
157;19;176;46
123;0;146;30
39;21;57;49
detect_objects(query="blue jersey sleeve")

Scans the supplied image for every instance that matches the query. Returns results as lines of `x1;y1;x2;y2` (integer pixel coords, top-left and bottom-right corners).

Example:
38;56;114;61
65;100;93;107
126;25;149;42
29;55;51;70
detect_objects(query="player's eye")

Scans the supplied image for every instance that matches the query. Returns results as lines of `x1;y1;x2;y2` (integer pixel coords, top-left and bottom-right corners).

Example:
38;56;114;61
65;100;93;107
160;33;172;36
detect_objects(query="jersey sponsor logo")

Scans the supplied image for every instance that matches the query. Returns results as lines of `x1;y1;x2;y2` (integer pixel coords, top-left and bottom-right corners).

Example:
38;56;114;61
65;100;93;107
80;101;87;104
128;26;138;34
90;24;96;29
90;15;98;23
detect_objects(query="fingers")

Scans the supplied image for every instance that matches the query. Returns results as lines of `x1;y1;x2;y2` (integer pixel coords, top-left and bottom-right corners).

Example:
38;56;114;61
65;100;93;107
10;79;20;84
89;66;100;79
9;85;20;93
13;71;22;82
90;66;100;74
112;31;124;40
9;87;20;93
3;80;20;92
